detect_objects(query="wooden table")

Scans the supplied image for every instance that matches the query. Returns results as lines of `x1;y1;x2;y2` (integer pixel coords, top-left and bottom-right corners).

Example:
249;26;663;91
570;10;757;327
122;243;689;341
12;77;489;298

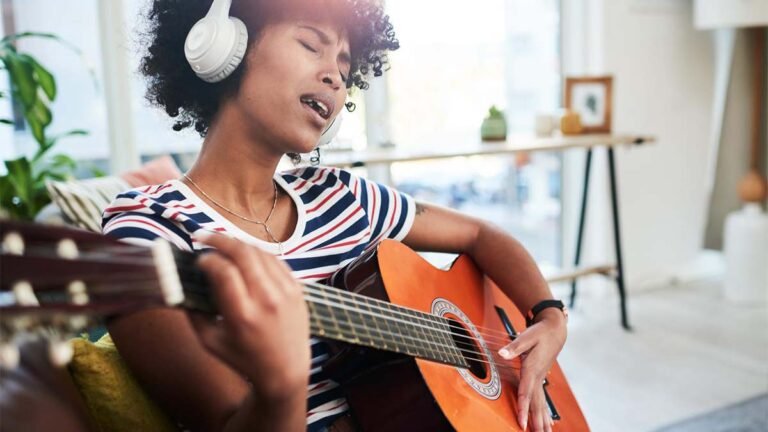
324;133;656;330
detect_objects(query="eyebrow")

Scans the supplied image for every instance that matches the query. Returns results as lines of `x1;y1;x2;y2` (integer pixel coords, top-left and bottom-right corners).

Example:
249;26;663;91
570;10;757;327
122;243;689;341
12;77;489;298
298;25;351;65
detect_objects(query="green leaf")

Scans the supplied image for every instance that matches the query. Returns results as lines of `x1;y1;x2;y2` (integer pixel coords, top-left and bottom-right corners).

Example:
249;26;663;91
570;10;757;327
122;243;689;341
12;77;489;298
25;113;46;147
21;54;56;101
0;175;12;206
50;153;77;170
1;32;98;93
4;52;37;107
26;97;52;128
51;129;89;141
4;157;33;204
1;32;81;53
0;119;12;125
89;166;106;178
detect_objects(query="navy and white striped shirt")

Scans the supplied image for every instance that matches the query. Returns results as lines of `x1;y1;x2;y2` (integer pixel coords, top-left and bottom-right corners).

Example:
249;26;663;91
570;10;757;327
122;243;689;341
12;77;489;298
101;166;415;430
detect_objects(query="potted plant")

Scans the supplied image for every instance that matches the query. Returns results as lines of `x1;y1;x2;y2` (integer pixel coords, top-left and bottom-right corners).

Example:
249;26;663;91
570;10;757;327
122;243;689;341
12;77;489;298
0;32;90;220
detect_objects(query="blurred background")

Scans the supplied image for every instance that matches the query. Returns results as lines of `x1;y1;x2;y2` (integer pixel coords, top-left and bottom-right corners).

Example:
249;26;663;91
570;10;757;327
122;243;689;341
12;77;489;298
1;0;766;431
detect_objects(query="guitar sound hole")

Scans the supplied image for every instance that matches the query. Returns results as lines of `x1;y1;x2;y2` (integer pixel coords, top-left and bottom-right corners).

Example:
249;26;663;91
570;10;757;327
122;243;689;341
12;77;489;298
447;318;487;380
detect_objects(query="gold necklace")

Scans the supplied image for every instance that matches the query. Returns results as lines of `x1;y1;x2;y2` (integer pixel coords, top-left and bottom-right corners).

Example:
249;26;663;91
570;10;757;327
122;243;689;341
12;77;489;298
182;173;284;255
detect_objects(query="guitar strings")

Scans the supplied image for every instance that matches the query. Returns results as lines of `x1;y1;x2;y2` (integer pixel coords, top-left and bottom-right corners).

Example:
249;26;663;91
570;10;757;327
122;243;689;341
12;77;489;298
2;281;530;378
5;267;525;350
7;246;535;347
301;282;520;346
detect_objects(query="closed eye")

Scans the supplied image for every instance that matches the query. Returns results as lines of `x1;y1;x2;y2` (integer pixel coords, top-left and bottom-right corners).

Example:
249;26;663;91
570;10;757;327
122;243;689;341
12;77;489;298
299;40;317;53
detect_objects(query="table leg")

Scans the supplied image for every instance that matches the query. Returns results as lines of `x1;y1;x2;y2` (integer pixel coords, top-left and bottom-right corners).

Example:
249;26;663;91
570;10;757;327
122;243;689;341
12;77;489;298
607;147;631;330
570;148;593;309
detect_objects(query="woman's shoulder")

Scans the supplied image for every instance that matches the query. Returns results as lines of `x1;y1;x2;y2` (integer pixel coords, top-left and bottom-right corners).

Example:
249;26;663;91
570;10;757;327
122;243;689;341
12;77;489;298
103;180;188;222
109;179;185;204
101;180;199;250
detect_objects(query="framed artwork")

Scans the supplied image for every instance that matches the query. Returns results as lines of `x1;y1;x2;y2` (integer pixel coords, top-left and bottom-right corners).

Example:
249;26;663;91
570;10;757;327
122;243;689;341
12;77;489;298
564;76;613;133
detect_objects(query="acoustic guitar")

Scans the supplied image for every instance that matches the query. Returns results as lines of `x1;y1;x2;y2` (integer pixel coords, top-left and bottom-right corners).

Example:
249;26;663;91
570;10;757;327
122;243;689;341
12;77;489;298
0;219;589;431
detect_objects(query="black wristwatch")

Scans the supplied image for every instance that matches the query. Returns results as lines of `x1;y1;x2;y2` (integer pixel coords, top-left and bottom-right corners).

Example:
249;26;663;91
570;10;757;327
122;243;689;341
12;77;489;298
526;299;568;326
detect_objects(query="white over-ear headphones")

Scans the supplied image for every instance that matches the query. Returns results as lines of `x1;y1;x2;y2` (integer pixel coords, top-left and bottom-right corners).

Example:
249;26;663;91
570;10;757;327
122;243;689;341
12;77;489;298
185;0;342;145
184;0;248;83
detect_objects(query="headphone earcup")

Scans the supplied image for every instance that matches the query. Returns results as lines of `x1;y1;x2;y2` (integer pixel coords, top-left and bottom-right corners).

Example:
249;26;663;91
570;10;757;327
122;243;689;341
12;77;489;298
185;15;248;83
317;113;343;147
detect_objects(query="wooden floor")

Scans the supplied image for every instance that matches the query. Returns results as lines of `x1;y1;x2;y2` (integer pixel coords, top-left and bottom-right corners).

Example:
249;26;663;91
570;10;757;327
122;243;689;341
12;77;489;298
554;277;768;432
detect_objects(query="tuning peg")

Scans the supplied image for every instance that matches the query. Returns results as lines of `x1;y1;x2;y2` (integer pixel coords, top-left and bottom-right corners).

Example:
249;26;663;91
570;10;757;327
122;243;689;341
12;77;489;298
67;281;89;305
12;281;39;306
1;231;24;255
0;344;20;369
48;340;74;367
57;238;79;259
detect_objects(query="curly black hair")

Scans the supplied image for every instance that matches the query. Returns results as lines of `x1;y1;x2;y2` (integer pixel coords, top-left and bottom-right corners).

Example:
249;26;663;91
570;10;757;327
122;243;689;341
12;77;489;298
139;0;399;137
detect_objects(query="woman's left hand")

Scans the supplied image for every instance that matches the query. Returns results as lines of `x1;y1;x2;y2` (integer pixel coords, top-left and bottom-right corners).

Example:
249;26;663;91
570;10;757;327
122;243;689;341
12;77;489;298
498;309;567;432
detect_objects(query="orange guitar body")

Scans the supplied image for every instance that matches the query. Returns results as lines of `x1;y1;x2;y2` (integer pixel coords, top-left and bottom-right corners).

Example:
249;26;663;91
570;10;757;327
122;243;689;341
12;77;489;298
326;240;590;432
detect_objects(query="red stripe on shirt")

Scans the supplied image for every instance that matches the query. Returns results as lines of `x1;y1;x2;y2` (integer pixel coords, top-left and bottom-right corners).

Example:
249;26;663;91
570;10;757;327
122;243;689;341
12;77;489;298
106;217;169;236
297;271;334;281
285;207;363;255
307;182;345;213
104;204;145;213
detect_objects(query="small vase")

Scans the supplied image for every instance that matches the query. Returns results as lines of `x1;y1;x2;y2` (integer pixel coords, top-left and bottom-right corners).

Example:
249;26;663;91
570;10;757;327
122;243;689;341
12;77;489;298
481;113;507;142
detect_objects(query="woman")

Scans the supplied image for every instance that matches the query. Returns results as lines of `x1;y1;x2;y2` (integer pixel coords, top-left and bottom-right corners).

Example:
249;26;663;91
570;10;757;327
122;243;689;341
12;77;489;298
103;0;567;431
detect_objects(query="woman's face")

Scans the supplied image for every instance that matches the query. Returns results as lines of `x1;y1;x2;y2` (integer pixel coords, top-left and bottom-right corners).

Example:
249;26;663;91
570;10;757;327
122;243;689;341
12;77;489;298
231;19;351;156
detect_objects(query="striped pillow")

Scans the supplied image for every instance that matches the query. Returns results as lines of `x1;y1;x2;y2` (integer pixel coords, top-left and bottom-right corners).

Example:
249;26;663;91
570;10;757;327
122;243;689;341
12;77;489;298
46;177;131;232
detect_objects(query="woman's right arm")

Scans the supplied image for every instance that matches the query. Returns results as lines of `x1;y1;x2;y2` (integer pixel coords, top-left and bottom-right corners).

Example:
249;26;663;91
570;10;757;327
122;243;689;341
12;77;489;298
107;233;310;431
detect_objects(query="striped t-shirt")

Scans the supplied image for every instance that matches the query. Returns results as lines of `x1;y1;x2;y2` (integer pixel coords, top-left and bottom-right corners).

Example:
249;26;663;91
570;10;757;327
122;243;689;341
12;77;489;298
101;166;416;430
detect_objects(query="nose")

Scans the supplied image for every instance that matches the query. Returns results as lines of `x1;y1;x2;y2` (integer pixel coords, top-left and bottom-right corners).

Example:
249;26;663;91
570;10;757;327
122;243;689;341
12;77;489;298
320;72;341;91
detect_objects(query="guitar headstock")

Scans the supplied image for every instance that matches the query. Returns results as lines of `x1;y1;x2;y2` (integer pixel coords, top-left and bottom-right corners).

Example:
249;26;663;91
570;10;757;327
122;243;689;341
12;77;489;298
0;219;184;368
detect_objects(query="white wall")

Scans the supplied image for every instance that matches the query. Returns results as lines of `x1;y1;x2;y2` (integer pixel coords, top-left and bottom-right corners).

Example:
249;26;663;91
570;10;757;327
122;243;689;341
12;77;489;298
564;0;717;292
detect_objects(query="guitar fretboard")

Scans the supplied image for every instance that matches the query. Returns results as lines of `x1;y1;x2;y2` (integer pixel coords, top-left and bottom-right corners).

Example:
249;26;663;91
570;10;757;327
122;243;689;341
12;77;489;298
305;284;469;368
176;255;470;369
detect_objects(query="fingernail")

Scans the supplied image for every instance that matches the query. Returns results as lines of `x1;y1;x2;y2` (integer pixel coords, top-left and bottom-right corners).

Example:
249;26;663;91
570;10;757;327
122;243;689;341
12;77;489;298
499;347;514;359
520;414;528;430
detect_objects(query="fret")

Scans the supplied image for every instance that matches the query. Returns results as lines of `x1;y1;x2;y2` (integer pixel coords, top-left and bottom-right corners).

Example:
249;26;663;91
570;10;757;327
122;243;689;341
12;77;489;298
334;288;369;346
432;315;465;364
306;285;467;368
383;302;407;353
420;313;451;364
400;309;429;358
359;295;390;350
407;309;443;363
306;287;350;342
305;294;327;337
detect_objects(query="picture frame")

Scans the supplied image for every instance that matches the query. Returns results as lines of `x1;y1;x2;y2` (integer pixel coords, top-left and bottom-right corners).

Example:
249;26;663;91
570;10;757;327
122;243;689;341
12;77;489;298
564;76;613;134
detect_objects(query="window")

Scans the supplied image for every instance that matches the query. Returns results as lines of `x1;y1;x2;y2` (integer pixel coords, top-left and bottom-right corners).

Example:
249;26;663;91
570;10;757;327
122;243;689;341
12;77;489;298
3;0;109;171
383;0;563;266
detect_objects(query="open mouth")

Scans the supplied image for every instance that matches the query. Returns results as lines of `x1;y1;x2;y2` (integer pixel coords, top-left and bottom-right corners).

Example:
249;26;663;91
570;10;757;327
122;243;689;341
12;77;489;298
300;93;334;121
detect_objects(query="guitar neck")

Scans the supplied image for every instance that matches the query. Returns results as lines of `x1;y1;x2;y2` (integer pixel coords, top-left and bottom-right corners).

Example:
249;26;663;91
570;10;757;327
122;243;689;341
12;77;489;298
176;258;468;368
0;220;469;370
